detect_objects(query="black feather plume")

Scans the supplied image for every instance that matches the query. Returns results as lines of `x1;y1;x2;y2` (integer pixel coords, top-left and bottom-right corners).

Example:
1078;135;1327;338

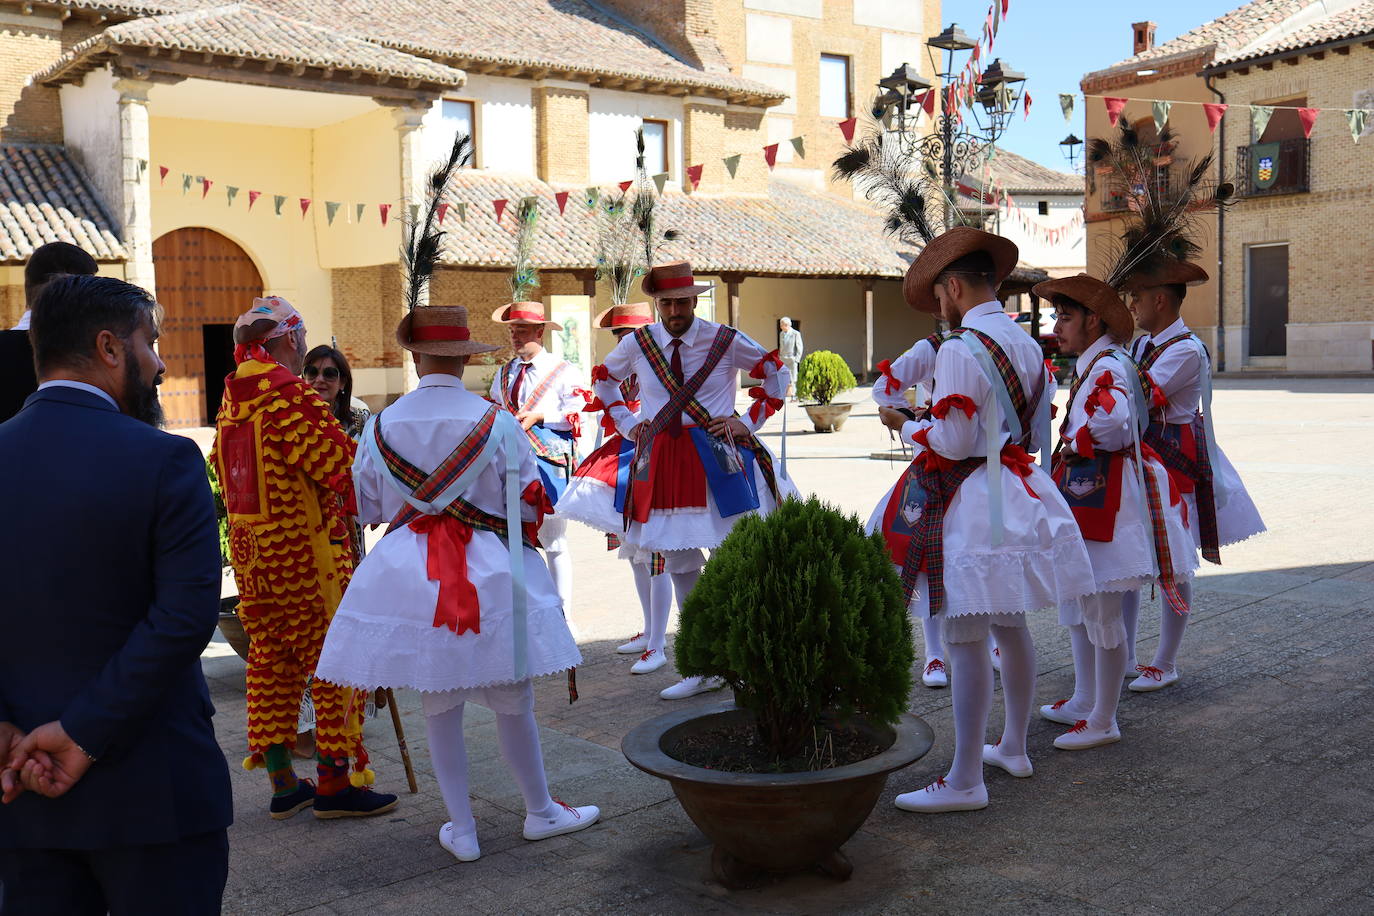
403;132;471;312
830;113;940;245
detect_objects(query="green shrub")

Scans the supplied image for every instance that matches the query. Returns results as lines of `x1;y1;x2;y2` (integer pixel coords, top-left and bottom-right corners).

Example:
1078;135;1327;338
675;496;914;759
795;350;856;405
206;458;230;569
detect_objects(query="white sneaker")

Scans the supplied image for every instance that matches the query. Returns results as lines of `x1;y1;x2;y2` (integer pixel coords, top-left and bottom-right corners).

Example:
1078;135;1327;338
1128;665;1180;692
1053;720;1121;750
523;801;600;841
659;675;725;700
982;743;1033;778
1040;698;1090;725
894;778;988;813
616;633;648;654
921;658;949;688
1124;660;1138;679
438;821;480;862
631;649;668;675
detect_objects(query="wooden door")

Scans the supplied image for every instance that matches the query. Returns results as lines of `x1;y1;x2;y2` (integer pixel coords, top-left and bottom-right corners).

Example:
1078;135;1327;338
152;228;263;428
1247;244;1288;358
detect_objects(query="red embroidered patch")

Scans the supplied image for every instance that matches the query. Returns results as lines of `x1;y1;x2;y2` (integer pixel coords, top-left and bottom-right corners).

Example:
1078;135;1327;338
220;423;262;516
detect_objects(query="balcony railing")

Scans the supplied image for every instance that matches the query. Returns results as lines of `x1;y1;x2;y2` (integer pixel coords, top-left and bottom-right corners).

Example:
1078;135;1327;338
1096;164;1172;213
1236;138;1310;197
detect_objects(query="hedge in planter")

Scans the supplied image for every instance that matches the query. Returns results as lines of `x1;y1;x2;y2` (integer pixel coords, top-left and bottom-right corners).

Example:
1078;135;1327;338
675;496;913;760
795;350;856;406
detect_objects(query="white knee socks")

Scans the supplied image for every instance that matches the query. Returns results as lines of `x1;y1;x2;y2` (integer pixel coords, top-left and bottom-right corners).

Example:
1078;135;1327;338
989;624;1035;758
1121;589;1140;670
921;616;945;663
495;710;556;819
1150;579;1192;673
1067;624;1096;712
946;640;994;791
546;547;573;628
647;571;672;654
425;702;475;836
1092;642;1129;729
631;561;653;639
670;568;701;610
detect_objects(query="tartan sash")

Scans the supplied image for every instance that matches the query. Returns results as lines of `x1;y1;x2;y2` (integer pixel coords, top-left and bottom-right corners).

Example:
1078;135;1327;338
952;327;1037;448
501;359;574;466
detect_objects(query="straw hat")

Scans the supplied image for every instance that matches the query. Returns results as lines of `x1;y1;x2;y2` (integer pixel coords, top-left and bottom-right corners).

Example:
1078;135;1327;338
593;301;654;330
901;227;1019;314
641;260;714;298
396;306;499;357
1117;260;1209;291
1033;274;1134;343
491;301;563;331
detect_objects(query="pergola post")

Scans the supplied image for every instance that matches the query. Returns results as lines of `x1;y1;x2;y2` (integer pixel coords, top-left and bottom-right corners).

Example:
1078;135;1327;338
721;273;746;328
859;277;876;380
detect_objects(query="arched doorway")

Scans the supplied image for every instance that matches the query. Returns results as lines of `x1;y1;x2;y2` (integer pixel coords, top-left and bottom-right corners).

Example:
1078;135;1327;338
153;228;264;428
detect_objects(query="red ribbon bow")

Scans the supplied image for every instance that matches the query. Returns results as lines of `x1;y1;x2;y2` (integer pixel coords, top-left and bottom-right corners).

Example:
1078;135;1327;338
750;349;784;379
747;386;782;423
931;394;977;420
409;515;481;636
564;412;582;437
1000;444;1039;497
877;359;901;395
573;387;594;406
590;364;613;383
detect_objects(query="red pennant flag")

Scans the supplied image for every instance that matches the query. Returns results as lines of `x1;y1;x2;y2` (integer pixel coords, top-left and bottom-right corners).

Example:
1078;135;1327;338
763;143;779;169
1023;92;1032;119
1002;0;1009;15
1203;103;1228;133
1104;96;1128;124
838;117;857;143
555;190;570;215
247;190;261;210
158;166;169;185
299;198;311;219
686;163;703;190
618;180;633;192
379;203;391;226
1298;107;1319;139
437;202;449;225
201;178;213;199
492;198;507;222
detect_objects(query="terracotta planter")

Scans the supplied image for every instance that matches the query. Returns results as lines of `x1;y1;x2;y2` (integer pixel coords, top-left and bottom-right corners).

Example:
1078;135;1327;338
217;596;250;661
622;706;933;888
803;402;853;433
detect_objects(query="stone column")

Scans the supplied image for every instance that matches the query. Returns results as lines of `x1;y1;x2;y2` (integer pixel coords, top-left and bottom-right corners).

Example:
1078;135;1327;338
392;104;427;392
533;80;589;185
114;78;156;296
859;277;875;380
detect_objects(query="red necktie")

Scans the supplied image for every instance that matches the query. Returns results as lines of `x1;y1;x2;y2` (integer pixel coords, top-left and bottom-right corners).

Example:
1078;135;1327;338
1141;340;1156;360
667;339;684;438
509;362;529;411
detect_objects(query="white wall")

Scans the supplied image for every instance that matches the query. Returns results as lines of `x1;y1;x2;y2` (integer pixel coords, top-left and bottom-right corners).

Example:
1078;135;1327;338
588;89;684;185
59;66;122;227
428;74;535;177
993;192;1085;274
855;0;923;32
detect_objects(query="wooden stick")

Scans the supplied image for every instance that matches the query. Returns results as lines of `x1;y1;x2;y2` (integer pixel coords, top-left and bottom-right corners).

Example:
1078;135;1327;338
383;688;418;794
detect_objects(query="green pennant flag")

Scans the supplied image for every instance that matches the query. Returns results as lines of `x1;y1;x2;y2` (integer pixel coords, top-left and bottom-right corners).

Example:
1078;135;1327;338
723;154;741;178
273;194;286;217
355;203;366;223
409;204;420;225
1153;99;1171;132
1059;93;1074;123
790;136;805;159
456;202;468;222
326;201;341;225
226;186;239;207
1347;108;1369;143
181;174;192;194
652;172;668;194
1251;105;1274;139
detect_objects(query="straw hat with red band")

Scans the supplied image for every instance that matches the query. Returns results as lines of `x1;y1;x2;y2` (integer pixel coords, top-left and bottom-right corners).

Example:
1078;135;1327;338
1033;274;1134;343
593;301;653;330
491;301;564;330
1117;259;1209;291
397;306;499;357
642;260;714;298
901;227;1019;314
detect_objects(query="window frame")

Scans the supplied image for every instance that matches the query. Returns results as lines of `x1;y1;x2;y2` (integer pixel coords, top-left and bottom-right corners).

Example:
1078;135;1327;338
641;118;670;178
819;53;853;120
441;98;479;168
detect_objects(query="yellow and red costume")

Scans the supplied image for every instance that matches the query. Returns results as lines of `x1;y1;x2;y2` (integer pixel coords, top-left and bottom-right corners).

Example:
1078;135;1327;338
212;358;372;783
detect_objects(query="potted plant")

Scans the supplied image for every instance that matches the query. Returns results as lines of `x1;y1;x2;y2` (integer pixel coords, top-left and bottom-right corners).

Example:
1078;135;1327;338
621;497;933;888
795;350;857;432
208;459;250;661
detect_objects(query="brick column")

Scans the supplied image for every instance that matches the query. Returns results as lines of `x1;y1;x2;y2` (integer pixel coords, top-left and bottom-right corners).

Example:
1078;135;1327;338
114;78;156;296
533;81;589;185
684;96;726;194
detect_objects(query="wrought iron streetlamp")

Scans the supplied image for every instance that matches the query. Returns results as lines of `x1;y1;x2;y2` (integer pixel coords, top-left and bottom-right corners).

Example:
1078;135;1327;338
1059;133;1084;170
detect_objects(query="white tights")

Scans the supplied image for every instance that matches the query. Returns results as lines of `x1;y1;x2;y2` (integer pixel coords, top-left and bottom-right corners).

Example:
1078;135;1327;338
630;562;674;654
424;703;557;838
946;623;1035;791
1121;579;1192;674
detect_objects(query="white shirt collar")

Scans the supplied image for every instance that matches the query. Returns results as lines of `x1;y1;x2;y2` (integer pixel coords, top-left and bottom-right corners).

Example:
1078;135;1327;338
1151;317;1188;344
1075;334;1116;376
37;379;119;409
960;300;1004;325
417;373;464;388
12;310;31;331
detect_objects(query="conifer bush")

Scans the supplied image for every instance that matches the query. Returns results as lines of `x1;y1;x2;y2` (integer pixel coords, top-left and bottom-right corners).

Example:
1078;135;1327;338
795;350;856;405
675;496;914;759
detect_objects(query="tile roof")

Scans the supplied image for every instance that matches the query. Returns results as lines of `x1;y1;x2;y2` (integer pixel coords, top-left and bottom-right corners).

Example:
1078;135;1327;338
0;145;126;263
1210;0;1374;65
37;3;465;87
969;149;1080;195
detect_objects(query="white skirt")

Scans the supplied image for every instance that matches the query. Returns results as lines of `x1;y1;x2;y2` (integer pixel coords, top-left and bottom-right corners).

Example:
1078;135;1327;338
316;526;581;694
1081;457;1199;594
866;460;1096;619
1203;444;1266;548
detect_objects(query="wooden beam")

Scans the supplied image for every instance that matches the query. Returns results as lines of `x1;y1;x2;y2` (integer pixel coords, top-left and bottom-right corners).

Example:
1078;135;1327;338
1283;56;1299;66
720;273;746;328
1259;61;1273;70
1335;45;1351;55
1309;50;1325;61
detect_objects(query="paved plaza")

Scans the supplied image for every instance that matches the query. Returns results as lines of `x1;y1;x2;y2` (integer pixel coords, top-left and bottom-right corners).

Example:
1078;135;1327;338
202;377;1374;915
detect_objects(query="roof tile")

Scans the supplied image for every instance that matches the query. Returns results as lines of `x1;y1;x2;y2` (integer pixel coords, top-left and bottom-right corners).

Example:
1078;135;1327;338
0;145;126;263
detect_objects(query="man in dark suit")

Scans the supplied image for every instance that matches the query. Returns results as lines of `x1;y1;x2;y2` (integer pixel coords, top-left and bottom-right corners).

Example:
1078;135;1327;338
0;242;99;424
0;274;232;914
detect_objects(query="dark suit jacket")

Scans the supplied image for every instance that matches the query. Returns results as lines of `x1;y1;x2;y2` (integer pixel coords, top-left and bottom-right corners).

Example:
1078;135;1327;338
0;328;37;424
0;386;233;850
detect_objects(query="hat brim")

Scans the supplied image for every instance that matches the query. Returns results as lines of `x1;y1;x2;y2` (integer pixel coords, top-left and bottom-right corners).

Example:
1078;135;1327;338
902;228;1020;314
642;279;714;299
490;304;563;331
593;302;654;329
396;310;501;357
1119;260;1209;290
1033;274;1134;343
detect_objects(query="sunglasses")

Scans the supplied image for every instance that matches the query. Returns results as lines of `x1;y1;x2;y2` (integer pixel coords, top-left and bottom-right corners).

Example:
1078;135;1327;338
303;365;340;382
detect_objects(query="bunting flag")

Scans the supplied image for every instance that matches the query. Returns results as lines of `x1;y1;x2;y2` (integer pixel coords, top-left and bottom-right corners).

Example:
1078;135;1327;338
686;163;703;190
1059;93;1074;123
355;203;366;223
226;186;239;207
437;202;450;224
1104;97;1128;124
763;143;779;170
920;89;936;117
325;201;341;225
1251;105;1274;138
181;174;192;194
408;203;420;225
838;117;857;143
300;198;311;219
555;190;569;214
248;190;261;211
201;178;213;199
790;136;805;158
652;172;668;193
158;165;169;185
1204;102;1228;133
1152;99;1171;131
618;179;633;192
456;202;468;222
379;202;391;226
584;187;600;208
1023;92;1032;119
1348;108;1368;142
273;195;285;217
1298;107;1319;139
492;198;507;222
723;153;741;178
1002;0;1009;16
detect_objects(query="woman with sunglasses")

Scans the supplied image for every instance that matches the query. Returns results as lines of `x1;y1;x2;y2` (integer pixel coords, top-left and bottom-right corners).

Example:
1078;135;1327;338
303;345;370;440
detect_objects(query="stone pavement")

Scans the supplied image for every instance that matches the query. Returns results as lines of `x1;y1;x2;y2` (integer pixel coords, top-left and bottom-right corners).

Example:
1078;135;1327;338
203;378;1374;915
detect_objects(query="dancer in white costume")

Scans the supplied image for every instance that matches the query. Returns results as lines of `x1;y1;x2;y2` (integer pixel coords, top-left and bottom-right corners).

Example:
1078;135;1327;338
316;304;597;863
1034;275;1196;750
557;260;797;700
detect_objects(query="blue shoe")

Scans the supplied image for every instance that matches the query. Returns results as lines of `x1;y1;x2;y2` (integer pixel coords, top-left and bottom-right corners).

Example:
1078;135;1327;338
313;786;399;819
269;778;316;820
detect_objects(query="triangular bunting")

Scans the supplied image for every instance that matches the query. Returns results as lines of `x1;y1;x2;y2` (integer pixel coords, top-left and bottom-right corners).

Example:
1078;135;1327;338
181;174;192;194
1152;99;1171;132
201;178;213;199
686;163;703;190
1347;108;1369;143
1203;103;1228;133
158;165;169;185
1023;92;1032;119
1002;0;1009;16
555;190;569;215
379;203;391;226
493;198;507;222
300;198;311;219
248;190;261;210
325;201;341;225
1297;107;1319;139
355;203;366;223
226;186;239;207
1251;105;1274;138
763;143;779;169
1104;96;1128;124
921;89;936;117
437;202;450;224
838;117;857;143
723;154;741;178
790;136;805;159
273;195;285;217
618;180;633;192
652;172;668;194
409;203;420;225
456;202;468;222
1059;93;1074;123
